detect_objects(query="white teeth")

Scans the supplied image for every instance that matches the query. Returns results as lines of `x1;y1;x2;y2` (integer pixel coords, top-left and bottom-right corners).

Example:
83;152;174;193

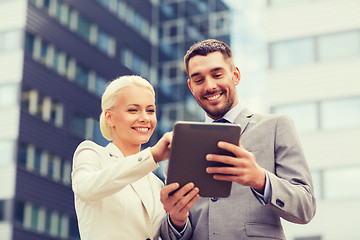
135;127;149;132
208;94;221;100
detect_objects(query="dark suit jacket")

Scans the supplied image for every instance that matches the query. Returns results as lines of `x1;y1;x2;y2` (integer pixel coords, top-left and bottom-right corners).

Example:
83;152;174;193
161;108;316;240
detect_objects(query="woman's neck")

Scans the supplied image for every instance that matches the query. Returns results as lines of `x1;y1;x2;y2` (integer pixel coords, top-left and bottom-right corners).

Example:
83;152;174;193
113;141;141;157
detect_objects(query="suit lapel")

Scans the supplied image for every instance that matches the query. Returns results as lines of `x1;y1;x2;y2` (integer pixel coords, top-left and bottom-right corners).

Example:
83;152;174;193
105;143;154;222
131;176;153;213
235;107;253;135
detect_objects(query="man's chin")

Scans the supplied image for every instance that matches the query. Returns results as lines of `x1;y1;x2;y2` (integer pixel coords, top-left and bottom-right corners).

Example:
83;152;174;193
205;108;227;119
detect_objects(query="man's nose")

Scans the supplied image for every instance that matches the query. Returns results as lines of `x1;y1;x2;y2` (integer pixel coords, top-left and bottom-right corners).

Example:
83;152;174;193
204;77;217;91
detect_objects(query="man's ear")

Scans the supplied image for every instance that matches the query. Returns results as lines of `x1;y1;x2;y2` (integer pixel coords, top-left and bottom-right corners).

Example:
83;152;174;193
104;110;114;127
233;67;241;86
187;79;194;94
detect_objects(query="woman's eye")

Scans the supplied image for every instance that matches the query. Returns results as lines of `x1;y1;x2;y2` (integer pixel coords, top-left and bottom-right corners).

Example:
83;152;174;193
147;109;155;113
128;109;138;112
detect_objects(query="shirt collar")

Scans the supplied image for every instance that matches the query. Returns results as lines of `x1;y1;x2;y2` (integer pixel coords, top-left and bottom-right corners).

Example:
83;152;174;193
205;103;243;123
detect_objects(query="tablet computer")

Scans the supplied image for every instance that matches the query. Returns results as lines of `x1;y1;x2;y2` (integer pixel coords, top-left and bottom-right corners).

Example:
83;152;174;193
166;121;241;198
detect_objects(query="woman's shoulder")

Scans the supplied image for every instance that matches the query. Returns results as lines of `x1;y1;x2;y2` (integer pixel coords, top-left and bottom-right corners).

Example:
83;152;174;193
76;140;102;150
74;140;108;157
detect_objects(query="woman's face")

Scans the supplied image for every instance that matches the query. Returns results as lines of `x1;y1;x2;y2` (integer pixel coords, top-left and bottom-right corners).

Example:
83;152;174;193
106;85;156;150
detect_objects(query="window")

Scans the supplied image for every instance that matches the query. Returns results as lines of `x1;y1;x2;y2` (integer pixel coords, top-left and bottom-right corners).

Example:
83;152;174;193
271;102;319;132
18;143;71;185
25;33;35;54
30;205;40;231
31;1;116;57
75;64;90;88
321;97;360;130
310;170;323;200
62;161;72;185
163;20;184;41
318;31;360;62
77;15;92;42
270;30;360;69
71;114;87;138
15;201;74;238
39;40;49;64
99;0;111;9
0;29;22;52
21;89;64;127
270;38;314;69
15;201;25;225
210;12;230;36
33;148;42;173
0;84;18;109
59;214;69;238
324;165;360;200
97;29;114;55
133;12;144;34
120;48;150;77
45;210;52;235
55;1;68;24
94;76;108;97
93;120;108;146
0;200;6;221
117;1;127;20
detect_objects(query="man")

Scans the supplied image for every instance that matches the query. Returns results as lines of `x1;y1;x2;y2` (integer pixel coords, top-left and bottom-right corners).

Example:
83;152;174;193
160;39;316;239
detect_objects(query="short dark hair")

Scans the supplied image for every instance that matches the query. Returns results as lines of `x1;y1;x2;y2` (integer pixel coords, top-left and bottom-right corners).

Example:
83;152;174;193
184;39;234;76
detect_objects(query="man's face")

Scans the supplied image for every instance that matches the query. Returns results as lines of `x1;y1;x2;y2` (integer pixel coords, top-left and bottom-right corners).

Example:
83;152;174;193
187;51;240;120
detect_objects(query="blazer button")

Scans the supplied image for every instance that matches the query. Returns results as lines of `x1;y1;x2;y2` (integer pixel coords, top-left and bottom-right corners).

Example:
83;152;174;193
211;197;218;202
276;199;285;208
138;157;142;162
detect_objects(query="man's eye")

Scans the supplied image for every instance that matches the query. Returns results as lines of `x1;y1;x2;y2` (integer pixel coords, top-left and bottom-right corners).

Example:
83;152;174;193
214;73;222;78
194;78;204;84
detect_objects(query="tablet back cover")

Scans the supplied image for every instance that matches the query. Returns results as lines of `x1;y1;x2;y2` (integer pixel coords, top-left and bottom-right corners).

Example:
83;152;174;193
166;121;241;198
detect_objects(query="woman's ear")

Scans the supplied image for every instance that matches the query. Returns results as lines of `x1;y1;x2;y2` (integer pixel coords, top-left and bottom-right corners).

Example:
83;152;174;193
104;110;114;128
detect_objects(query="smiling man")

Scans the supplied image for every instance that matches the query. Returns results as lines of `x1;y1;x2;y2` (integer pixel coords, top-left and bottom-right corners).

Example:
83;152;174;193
160;39;316;240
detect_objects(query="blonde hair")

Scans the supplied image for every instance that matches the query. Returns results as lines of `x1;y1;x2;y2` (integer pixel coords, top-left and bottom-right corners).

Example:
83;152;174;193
99;75;155;141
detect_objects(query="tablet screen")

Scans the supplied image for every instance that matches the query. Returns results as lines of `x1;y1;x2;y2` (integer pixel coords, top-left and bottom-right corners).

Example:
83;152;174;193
166;121;241;197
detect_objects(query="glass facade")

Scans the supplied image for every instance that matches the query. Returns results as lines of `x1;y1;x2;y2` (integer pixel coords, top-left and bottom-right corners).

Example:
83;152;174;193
0;0;230;239
269;30;360;69
271;96;360;132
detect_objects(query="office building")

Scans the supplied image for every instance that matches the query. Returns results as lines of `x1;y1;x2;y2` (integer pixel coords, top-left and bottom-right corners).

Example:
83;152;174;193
0;0;158;239
0;0;230;239
264;0;360;239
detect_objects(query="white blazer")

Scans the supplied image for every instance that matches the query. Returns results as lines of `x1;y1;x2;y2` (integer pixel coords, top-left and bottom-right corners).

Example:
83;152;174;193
72;140;166;240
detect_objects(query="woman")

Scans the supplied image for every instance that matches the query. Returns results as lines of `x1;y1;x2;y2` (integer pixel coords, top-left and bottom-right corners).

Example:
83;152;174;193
71;75;172;240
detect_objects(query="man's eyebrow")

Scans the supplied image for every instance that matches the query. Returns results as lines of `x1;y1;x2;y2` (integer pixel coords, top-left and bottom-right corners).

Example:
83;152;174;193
190;72;200;78
210;67;224;72
190;67;224;78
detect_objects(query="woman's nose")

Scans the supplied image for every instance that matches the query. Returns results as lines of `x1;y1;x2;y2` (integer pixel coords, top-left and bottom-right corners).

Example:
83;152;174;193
139;111;150;122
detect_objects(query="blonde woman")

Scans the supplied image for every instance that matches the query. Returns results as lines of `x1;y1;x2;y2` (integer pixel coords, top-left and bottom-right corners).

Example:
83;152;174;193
72;75;171;240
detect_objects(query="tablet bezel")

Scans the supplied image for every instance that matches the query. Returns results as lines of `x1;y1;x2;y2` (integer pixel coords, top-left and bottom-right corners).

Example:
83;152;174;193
166;121;241;198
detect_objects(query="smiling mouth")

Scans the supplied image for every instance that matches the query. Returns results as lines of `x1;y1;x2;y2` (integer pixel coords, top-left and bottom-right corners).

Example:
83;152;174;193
205;93;222;101
132;127;150;133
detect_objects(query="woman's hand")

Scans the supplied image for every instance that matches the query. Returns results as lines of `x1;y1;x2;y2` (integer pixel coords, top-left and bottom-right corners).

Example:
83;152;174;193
150;132;173;163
